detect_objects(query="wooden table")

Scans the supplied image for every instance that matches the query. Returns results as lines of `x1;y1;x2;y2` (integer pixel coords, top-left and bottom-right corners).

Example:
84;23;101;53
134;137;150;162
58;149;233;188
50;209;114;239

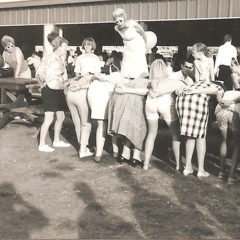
0;77;40;128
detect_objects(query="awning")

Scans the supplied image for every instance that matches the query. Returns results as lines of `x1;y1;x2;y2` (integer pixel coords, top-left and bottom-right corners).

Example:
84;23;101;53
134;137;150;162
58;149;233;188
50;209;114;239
0;0;240;26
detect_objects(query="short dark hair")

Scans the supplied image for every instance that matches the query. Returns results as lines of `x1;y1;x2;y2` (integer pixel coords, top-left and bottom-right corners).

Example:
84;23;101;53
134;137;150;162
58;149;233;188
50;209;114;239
180;57;194;66
224;34;232;42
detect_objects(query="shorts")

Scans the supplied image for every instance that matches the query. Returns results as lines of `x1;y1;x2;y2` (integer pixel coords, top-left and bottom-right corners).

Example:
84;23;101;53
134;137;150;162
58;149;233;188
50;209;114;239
215;104;240;133
41;85;67;112
145;94;178;125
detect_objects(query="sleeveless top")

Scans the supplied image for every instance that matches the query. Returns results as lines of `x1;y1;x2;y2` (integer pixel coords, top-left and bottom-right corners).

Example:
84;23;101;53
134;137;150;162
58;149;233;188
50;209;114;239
3;47;29;74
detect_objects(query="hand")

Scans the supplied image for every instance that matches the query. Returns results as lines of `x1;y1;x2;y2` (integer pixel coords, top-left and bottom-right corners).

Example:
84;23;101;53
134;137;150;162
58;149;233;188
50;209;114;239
149;89;160;98
220;99;234;108
115;86;126;94
175;89;184;96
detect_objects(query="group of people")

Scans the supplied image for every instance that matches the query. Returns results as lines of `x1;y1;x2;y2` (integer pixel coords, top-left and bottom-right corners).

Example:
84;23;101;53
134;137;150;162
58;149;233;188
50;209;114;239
1;8;240;184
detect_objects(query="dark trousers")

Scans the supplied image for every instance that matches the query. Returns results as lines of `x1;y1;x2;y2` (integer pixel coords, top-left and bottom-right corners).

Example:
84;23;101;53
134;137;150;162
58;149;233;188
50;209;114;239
218;65;232;90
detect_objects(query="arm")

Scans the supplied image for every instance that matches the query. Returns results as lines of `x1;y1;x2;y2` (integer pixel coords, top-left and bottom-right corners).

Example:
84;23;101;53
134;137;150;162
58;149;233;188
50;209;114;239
209;58;215;81
74;56;81;78
194;61;200;82
154;78;186;96
214;47;222;74
15;47;24;77
115;85;148;96
184;86;221;95
133;21;147;47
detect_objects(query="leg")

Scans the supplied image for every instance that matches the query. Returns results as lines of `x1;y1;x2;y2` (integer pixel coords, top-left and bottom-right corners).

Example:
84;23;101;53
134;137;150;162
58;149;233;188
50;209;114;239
231;73;240;90
95;120;107;157
39;111;55;151
78;90;92;156
168;120;181;170
67;94;81;143
144;119;158;170
133;148;142;162
54;111;65;142
184;137;195;175
112;136;119;157
196;137;209;178
122;139;132;160
229;133;240;181
219;128;228;178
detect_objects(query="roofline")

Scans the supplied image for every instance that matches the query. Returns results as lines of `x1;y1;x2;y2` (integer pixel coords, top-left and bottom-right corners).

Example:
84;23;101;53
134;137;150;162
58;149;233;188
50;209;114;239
0;0;117;9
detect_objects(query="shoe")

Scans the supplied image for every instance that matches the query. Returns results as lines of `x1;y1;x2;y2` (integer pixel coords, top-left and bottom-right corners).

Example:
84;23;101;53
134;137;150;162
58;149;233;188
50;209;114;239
183;168;193;176
129;159;144;168
38;144;55;152
197;170;210;178
143;163;151;171
53;141;71;148
79;149;94;158
227;177;238;185
93;156;102;163
218;171;227;179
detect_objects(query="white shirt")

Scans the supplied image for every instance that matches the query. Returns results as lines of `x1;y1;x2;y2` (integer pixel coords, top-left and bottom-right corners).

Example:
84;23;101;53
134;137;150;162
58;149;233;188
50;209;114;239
170;70;193;85
214;42;237;74
74;53;101;76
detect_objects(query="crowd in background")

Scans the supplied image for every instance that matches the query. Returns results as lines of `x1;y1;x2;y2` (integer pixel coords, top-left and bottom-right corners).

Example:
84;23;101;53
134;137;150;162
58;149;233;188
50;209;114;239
0;8;240;185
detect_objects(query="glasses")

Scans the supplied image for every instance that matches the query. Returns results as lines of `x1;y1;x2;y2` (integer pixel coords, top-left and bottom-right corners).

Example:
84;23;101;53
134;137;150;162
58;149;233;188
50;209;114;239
5;43;14;49
115;19;124;24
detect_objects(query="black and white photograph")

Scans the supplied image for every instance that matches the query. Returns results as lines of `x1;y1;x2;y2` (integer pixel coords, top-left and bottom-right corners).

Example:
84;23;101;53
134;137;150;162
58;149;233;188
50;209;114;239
0;0;240;239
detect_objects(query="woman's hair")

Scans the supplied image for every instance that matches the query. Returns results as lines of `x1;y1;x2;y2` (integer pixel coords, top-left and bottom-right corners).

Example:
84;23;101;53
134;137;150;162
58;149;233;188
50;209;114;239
82;37;96;51
1;35;15;48
192;43;210;57
112;8;127;20
51;36;69;51
47;31;59;44
150;59;169;80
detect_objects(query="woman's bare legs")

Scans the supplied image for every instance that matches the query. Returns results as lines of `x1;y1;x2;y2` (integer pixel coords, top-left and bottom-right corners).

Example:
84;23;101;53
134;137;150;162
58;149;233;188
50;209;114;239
122;140;132;160
168;120;181;170
196;137;208;177
112;136;119;156
39;111;54;146
144;119;158;170
95;120;107;157
54;111;65;142
184;137;195;175
229;133;240;181
219;128;228;178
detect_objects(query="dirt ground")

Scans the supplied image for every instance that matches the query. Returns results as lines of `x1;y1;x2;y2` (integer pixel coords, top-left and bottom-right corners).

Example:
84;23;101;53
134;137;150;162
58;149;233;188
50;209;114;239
0;117;240;239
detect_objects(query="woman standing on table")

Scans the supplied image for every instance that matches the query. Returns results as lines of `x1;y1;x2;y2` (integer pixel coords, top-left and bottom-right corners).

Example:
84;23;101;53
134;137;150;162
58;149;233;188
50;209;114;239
1;35;31;78
112;8;148;79
37;35;70;152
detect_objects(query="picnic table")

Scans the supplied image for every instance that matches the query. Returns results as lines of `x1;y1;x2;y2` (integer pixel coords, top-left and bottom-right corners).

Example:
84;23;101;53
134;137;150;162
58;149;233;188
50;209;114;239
0;77;42;128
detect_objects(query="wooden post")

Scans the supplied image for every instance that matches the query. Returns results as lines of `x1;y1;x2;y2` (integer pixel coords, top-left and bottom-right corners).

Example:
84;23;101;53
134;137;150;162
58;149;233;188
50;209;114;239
0;89;7;104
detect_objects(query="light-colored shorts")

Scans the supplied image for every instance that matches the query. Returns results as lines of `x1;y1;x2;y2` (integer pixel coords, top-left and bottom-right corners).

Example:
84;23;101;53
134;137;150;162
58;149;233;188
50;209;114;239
215;104;240;133
145;94;178;125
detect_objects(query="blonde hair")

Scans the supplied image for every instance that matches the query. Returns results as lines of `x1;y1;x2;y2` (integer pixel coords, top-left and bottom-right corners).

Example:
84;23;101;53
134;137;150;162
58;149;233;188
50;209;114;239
1;35;15;48
51;36;69;51
150;59;169;80
192;43;210;57
112;8;127;20
82;37;96;51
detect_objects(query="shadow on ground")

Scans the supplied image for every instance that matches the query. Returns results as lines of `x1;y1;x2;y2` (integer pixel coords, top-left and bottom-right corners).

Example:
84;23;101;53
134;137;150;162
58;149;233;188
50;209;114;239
0;182;49;239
